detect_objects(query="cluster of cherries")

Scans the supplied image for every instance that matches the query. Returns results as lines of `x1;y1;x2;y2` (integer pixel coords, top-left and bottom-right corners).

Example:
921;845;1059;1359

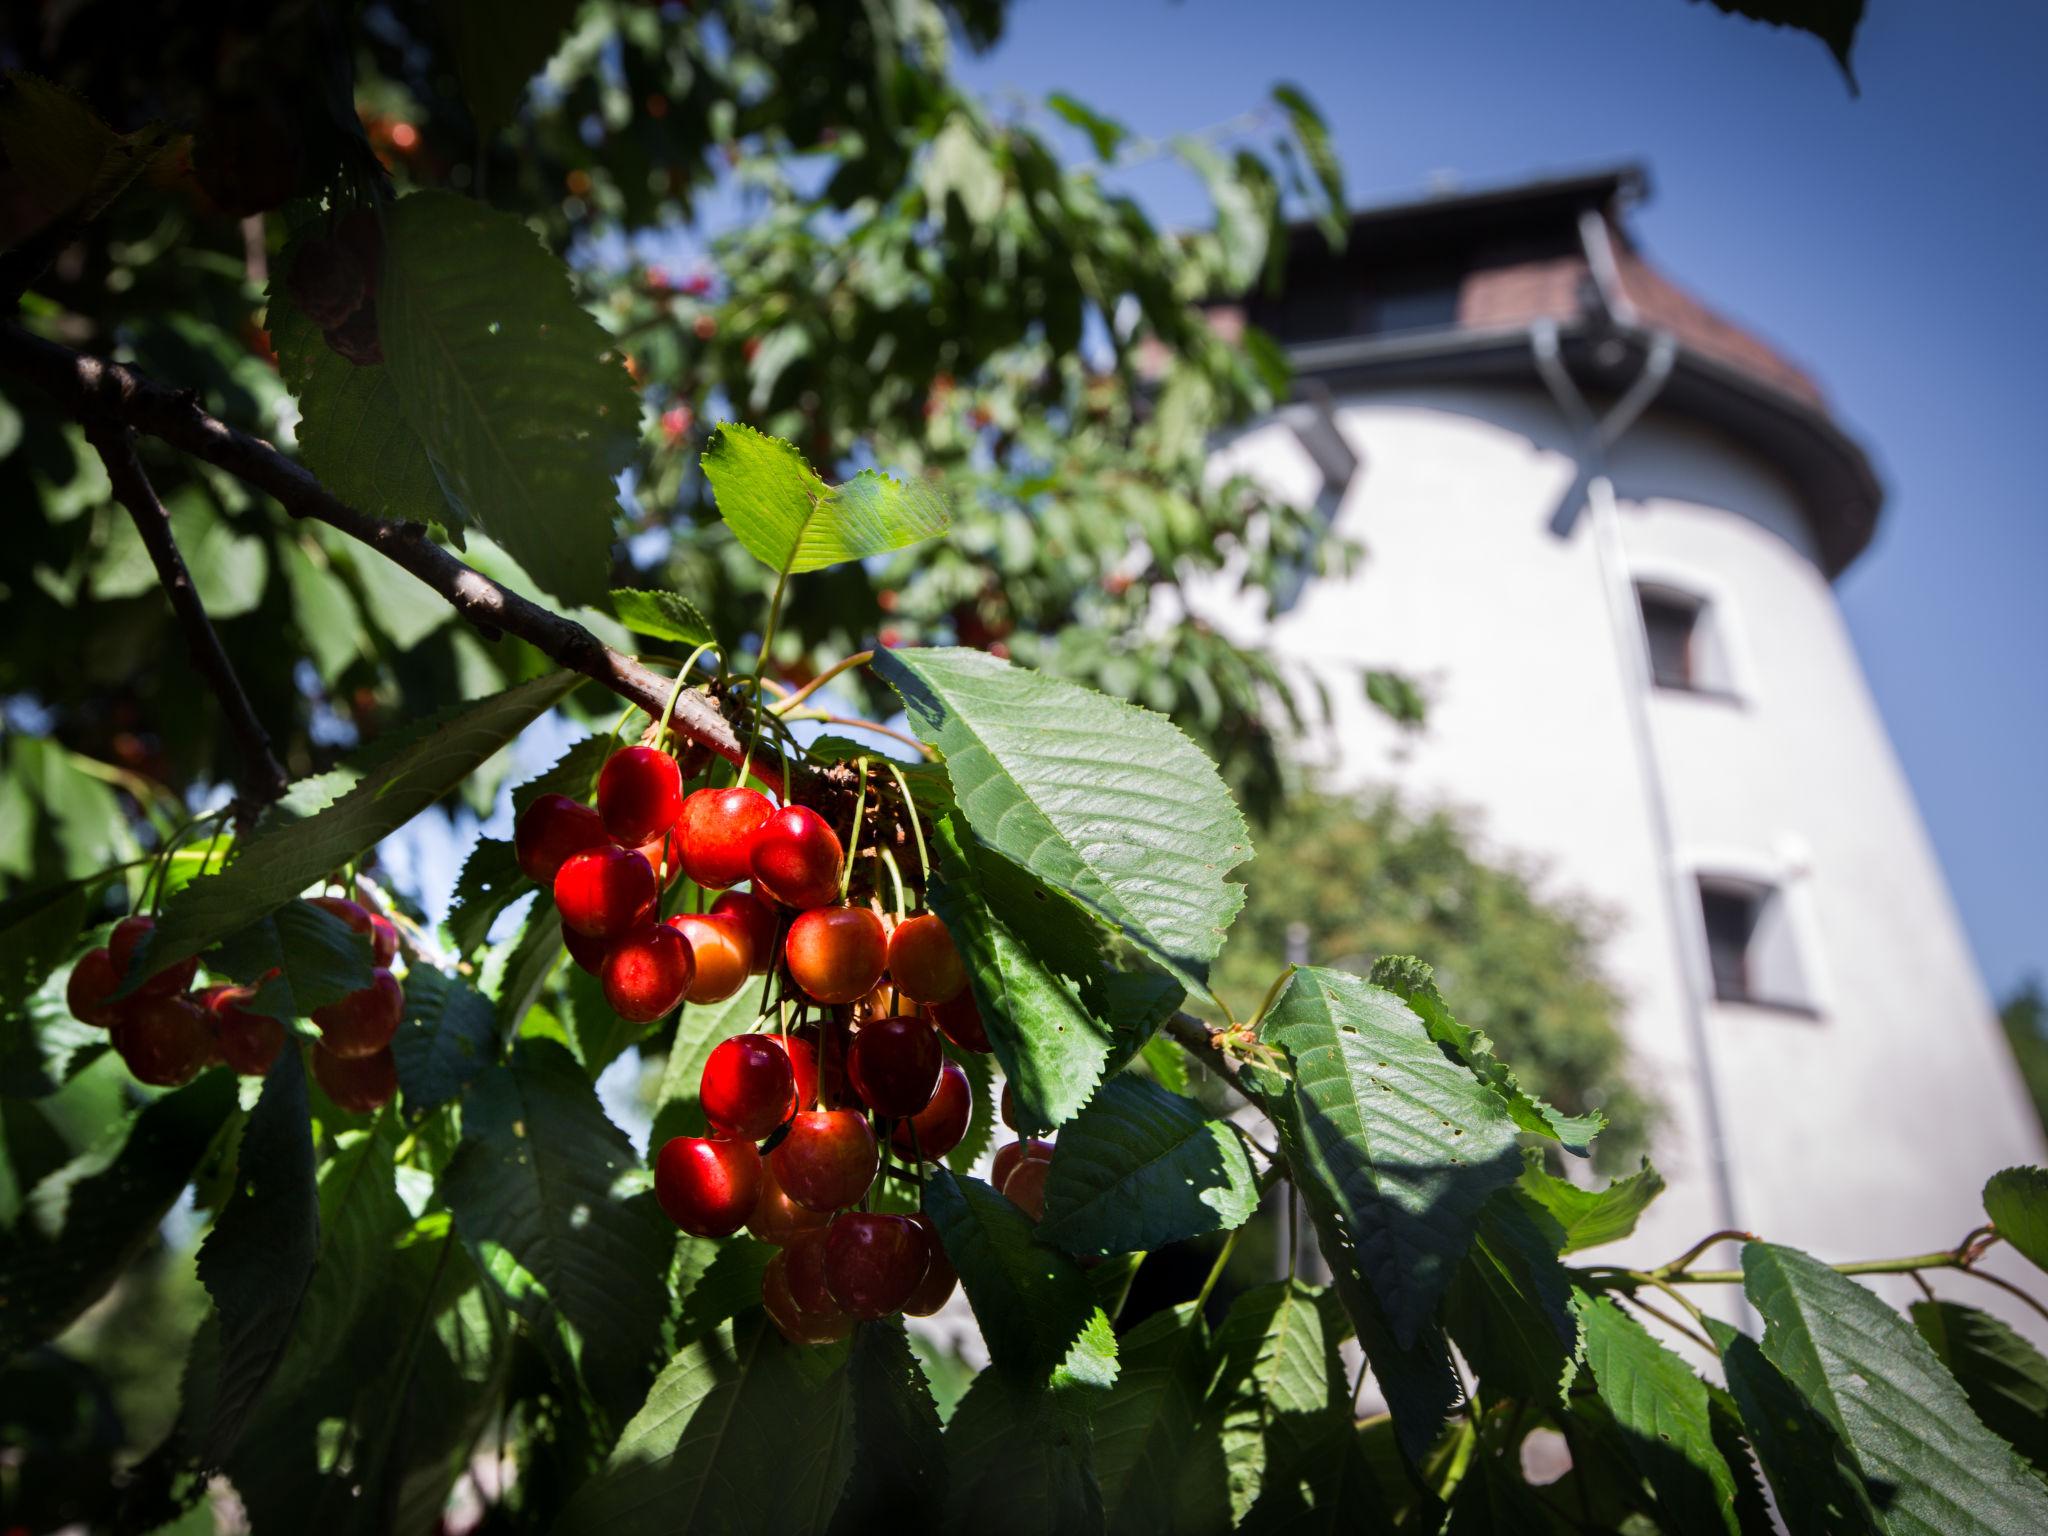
65;898;407;1112
513;742;1056;1342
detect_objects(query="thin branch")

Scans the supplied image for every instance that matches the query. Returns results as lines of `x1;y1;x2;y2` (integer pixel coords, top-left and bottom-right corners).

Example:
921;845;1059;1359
0;320;800;794
1164;1011;1261;1109
83;417;290;819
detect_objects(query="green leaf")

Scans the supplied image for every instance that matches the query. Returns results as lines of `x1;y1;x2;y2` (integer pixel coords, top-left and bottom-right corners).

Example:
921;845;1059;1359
195;1048;320;1464
943;1359;1106;1536
674;1234;776;1346
0;1071;235;1356
650;985;764;1146
555;959;656;1076
1261;967;1523;1346
1046;93;1129;160
392;965;497;1115
445;836;525;958
435;0;581;135
511;734;613;816
0;877;90;1030
1091;1302;1227;1535
924;1169;1097;1379
0;72;171;235
1984;1167;2048;1277
1138;1031;1191;1095
611;588;716;649
1518;1154;1666;1254
151;672;576;966
557;1313;854;1535
1443;1187;1580;1405
878;645;1251;990
829;1323;948;1531
1912;1301;2048;1478
439;1039;673;1428
1038;1073;1258;1256
1211;1279;1348;1524
701;421;948;577
380;193;639;608
1745;1240;2048;1536
944;1039;996;1176
1370;954;1603;1153
1271;84;1345;245
207;899;375;1020
1574;1290;1739;1536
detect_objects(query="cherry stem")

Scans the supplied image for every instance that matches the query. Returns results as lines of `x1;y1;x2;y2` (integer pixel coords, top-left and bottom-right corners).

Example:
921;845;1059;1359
778;709;934;758
1247;965;1296;1031
879;846;908;922
880;759;931;888
655;642;720;752
738;567;791;788
772;650;874;716
1193;1228;1241;1312
840;758;870;902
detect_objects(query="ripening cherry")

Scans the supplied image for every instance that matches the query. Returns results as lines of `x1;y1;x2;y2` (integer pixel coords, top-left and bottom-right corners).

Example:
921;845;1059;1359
887;913;967;1004
602;924;694;1023
929;989;991;1053
784;906;887;1005
109;914;199;998
889;1058;972;1161
771;1109;878;1213
677;785;775;890
847;1013;943;1118
316;1045;398;1114
111;994;215;1087
554;845;658;938
700;1033;796;1141
824;1211;932;1320
992;1137;1054;1193
598;745;684;848
748;805;843;910
781;1227;837;1316
902;1211;959;1316
66;947;125;1027
201;985;284;1076
654;1134;761;1237
562;922;609;977
710;890;777;973
746;1150;831;1245
1002;1152;1051;1222
367;914;399;967
666;913;751;1003
313;968;404;1059
515;793;609;883
763;1247;851;1345
308;895;398;967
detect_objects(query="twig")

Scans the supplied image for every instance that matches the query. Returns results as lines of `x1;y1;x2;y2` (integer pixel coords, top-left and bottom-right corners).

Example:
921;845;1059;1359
83;418;289;820
1163;1011;1261;1109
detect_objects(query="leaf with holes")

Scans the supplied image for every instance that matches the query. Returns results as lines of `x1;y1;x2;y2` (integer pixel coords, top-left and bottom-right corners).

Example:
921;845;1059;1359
702;421;947;578
924;1169;1097;1380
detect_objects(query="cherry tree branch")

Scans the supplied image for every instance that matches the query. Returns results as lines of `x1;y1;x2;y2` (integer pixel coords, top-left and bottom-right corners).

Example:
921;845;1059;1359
1164;1011;1261;1108
0;319;798;791
82;417;290;820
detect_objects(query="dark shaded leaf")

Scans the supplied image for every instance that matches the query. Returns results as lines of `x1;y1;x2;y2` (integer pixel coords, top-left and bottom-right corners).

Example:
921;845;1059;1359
392;965;497;1115
925;1168;1096;1379
1984;1167;2048;1277
1912;1300;2048;1476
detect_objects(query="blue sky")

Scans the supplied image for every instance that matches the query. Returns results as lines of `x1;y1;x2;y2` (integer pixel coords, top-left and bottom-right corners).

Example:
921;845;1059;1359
949;0;2047;1001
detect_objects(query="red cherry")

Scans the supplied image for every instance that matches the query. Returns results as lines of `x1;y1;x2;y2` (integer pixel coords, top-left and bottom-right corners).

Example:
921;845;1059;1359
602;925;694;1023
700;1033;797;1141
315;1045;397;1114
770;1028;821;1116
1000;1080;1020;1131
313;968;404;1059
782;1226;836;1314
598;745;684;847
929;989;991;1053
677;786;775;890
110;914;198;998
785;906;887;1005
824;1211;932;1320
654;1134;761;1237
770;1109;878;1213
748;806;843;910
890;1058;972;1161
1002;1153;1050;1221
110;994;215;1086
308;895;398;967
887;913;966;1004
666;914;751;1004
848;1014;943;1118
66;947;125;1027
562;922;610;976
710;890;777;972
746;1150;830;1245
554;845;657;938
811;1015;858;1110
515;793;608;883
367;914;399;967
201;985;284;1076
992;1137;1054;1192
902;1211;959;1316
763;1247;851;1344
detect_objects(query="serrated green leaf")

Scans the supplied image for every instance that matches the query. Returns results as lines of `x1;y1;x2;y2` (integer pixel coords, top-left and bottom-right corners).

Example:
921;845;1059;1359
1518;1154;1665;1254
380;192;638;608
944;1357;1106;1536
1912;1300;2048;1476
1039;1073;1258;1255
1212;1279;1349;1524
393;965;497;1114
611;588;716;649
488;900;564;1037
674;1235;775;1345
925;1169;1097;1379
151;673;576;967
208;899;375;1021
445;836;525;958
0;877;89;1028
1139;1030;1191;1095
830;1322;948;1531
878;645;1250;991
512;734;612;816
436;0;581;134
556;958;656;1075
1745;1241;2048;1535
650;985;765;1147
1090;1302;1226;1535
196;1048;320;1465
1984;1167;2048;1277
440;1039;672;1429
702;421;947;577
1444;1187;1580;1405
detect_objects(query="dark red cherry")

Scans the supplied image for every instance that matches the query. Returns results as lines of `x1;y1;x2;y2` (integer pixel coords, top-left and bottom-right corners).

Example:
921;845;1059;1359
992;1137;1054;1193
111;994;214;1086
654;1134;761;1237
848;1014;943;1118
824;1211;932;1320
902;1211;959;1316
782;1226;835;1314
554;845;658;938
769;1028;821;1116
666;914;751;1004
315;1045;398;1114
308;895;398;967
602;925;694;1023
201;985;284;1076
889;1058;972;1161
763;1246;851;1344
746;1150;831;1245
110;914;198;998
66;946;125;1027
313;968;404;1059
1003;1153;1050;1222
701;1033;798;1141
770;1109;878;1213
710;890;777;972
887;913;966;1004
1000;1080;1020;1131
515;793;608;883
785;905;887;1005
929;989;991;1053
598;745;684;848
748;806;843;910
677;785;775;890
563;922;610;976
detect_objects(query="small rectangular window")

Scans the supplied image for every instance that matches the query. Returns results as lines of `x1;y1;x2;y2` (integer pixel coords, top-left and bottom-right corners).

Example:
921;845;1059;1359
1638;588;1699;691
1697;877;1814;1013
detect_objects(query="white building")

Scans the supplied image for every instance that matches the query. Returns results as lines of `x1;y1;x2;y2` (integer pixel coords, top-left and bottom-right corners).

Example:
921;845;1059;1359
1196;166;2044;1299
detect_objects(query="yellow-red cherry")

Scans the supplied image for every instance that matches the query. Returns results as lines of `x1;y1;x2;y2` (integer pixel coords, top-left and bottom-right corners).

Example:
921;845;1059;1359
770;1109;878;1213
666;913;751;1004
847;1013;943;1118
598;745;684;848
992;1136;1054;1192
1002;1152;1051;1222
315;1044;398;1113
602;924;694;1023
709;890;777;972
785;905;887;1005
746;1150;831;1245
887;913;966;1004
889;1058;972;1161
700;1033;797;1141
514;792;608;883
748;805;843;910
677;785;775;890
554;845;657;938
654;1134;761;1237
